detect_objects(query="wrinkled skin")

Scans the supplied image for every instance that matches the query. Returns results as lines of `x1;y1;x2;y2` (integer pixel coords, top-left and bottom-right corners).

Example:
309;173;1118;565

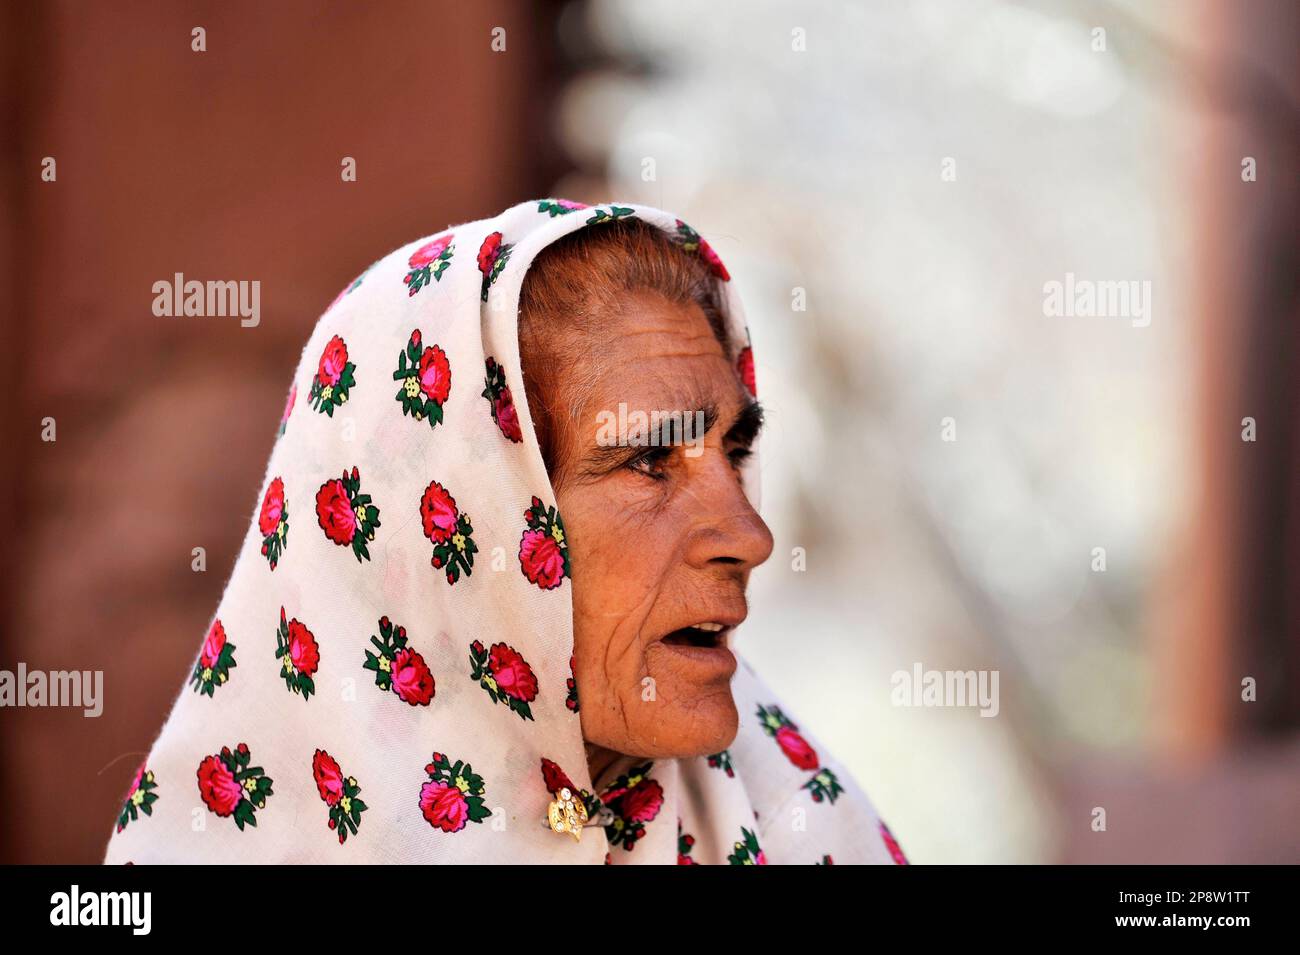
543;292;773;784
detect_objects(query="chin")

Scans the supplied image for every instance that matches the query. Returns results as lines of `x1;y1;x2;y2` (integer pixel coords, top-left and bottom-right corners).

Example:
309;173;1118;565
649;689;740;759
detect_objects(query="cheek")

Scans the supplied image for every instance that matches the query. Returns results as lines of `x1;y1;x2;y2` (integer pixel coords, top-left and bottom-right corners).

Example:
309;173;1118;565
560;485;681;684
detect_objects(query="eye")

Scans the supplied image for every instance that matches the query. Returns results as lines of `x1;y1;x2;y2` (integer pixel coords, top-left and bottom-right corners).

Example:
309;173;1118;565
728;447;753;470
626;446;672;480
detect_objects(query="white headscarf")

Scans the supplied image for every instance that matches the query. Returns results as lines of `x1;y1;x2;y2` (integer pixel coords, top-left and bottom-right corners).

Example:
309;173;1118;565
104;199;908;865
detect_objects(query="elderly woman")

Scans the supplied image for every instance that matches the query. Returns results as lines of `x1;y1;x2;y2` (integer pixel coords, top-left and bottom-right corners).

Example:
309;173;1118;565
104;200;907;865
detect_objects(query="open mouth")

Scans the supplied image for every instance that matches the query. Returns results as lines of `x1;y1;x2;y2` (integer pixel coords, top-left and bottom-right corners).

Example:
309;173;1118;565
661;622;729;649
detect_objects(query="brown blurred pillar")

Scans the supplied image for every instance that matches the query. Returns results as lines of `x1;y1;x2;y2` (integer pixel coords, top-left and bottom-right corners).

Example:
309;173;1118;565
1157;0;1300;759
1;0;567;863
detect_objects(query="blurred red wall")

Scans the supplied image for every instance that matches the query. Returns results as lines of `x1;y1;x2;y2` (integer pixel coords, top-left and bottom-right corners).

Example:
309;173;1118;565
0;0;566;863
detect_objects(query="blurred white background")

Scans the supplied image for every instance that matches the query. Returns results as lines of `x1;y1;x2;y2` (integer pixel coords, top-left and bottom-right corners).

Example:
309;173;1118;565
551;0;1279;862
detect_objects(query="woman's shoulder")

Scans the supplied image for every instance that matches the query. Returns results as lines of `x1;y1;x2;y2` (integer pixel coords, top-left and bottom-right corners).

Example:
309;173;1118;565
724;659;910;864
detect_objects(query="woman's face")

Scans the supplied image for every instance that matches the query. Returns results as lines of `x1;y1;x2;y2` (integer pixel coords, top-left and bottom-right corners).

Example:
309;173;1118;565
550;292;774;762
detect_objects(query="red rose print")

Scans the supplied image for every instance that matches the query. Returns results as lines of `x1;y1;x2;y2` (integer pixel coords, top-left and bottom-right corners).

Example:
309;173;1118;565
737;346;756;397
420;752;489;833
391;647;435;705
404;234;455;295
309;336;356;415
540;758;578;796
477;232;514;301
198;745;271;829
477;232;502;274
364;616;435;705
417;344;451;404
677;821;698;864
482;357;523;443
600;763;659;850
519;528;565;590
672;218;730;281
758;703;844;804
470;642;537;719
313;750;367;844
880;821;909;865
775;725;819;770
192;617;237;696
287;619;320;677
313;750;344;806
419;781;469;833
197;755;244;817
419;482;477;583
699;237;731;281
419;481;458;544
487;643;538;702
394;330;452;429
318;335;349;387
409;235;453;270
116;762;158;833
316;478;357;545
200;619;227;669
565;654;579;712
258;477;289;570
276;608;319;700
494;390;522;441
316;468;379;561
619;779;664;824
258;477;285;537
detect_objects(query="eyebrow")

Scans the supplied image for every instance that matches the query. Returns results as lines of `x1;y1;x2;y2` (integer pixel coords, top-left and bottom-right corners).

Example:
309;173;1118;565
657;398;765;448
580;397;765;473
726;399;764;448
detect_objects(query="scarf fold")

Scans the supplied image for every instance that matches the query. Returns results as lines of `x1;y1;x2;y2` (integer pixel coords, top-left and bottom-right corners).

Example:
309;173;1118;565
104;199;905;865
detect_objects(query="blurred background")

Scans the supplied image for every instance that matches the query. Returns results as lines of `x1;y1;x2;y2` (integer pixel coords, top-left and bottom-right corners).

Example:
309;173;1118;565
1;0;1296;863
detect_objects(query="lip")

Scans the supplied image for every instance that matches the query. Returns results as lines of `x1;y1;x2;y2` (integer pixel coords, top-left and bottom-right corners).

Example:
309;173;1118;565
647;640;738;679
658;607;748;641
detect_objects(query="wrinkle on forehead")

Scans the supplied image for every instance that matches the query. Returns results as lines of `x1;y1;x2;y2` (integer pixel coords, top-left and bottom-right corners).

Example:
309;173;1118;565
547;291;736;485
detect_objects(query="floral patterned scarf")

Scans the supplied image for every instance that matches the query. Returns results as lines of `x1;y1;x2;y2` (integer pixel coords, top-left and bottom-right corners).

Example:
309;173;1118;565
105;199;907;866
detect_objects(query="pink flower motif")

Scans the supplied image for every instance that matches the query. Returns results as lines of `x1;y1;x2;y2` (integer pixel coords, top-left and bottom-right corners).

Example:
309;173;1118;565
419;780;468;833
418;345;452;404
125;763;145;799
258;477;285;537
199;619;227;669
494;389;523;442
317;336;349;387
487;643;538;702
391;647;435;706
613;778;664;824
477;232;504;275
419;481;459;545
287;619;320;676
775;725;819;770
196;755;244;817
316;478;357;545
313;750;344;807
408;234;453;270
699;238;730;281
880;821;909;865
519;528;565;590
737;346;756;397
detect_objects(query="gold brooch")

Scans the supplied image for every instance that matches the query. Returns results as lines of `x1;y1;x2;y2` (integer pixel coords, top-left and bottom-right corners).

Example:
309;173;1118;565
546;787;589;842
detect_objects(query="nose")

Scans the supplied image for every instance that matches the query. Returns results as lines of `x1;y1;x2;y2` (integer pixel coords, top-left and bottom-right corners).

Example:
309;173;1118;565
684;459;775;575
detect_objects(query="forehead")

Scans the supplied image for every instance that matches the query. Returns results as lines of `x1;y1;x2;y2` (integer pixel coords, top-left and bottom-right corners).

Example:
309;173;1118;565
578;292;739;411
